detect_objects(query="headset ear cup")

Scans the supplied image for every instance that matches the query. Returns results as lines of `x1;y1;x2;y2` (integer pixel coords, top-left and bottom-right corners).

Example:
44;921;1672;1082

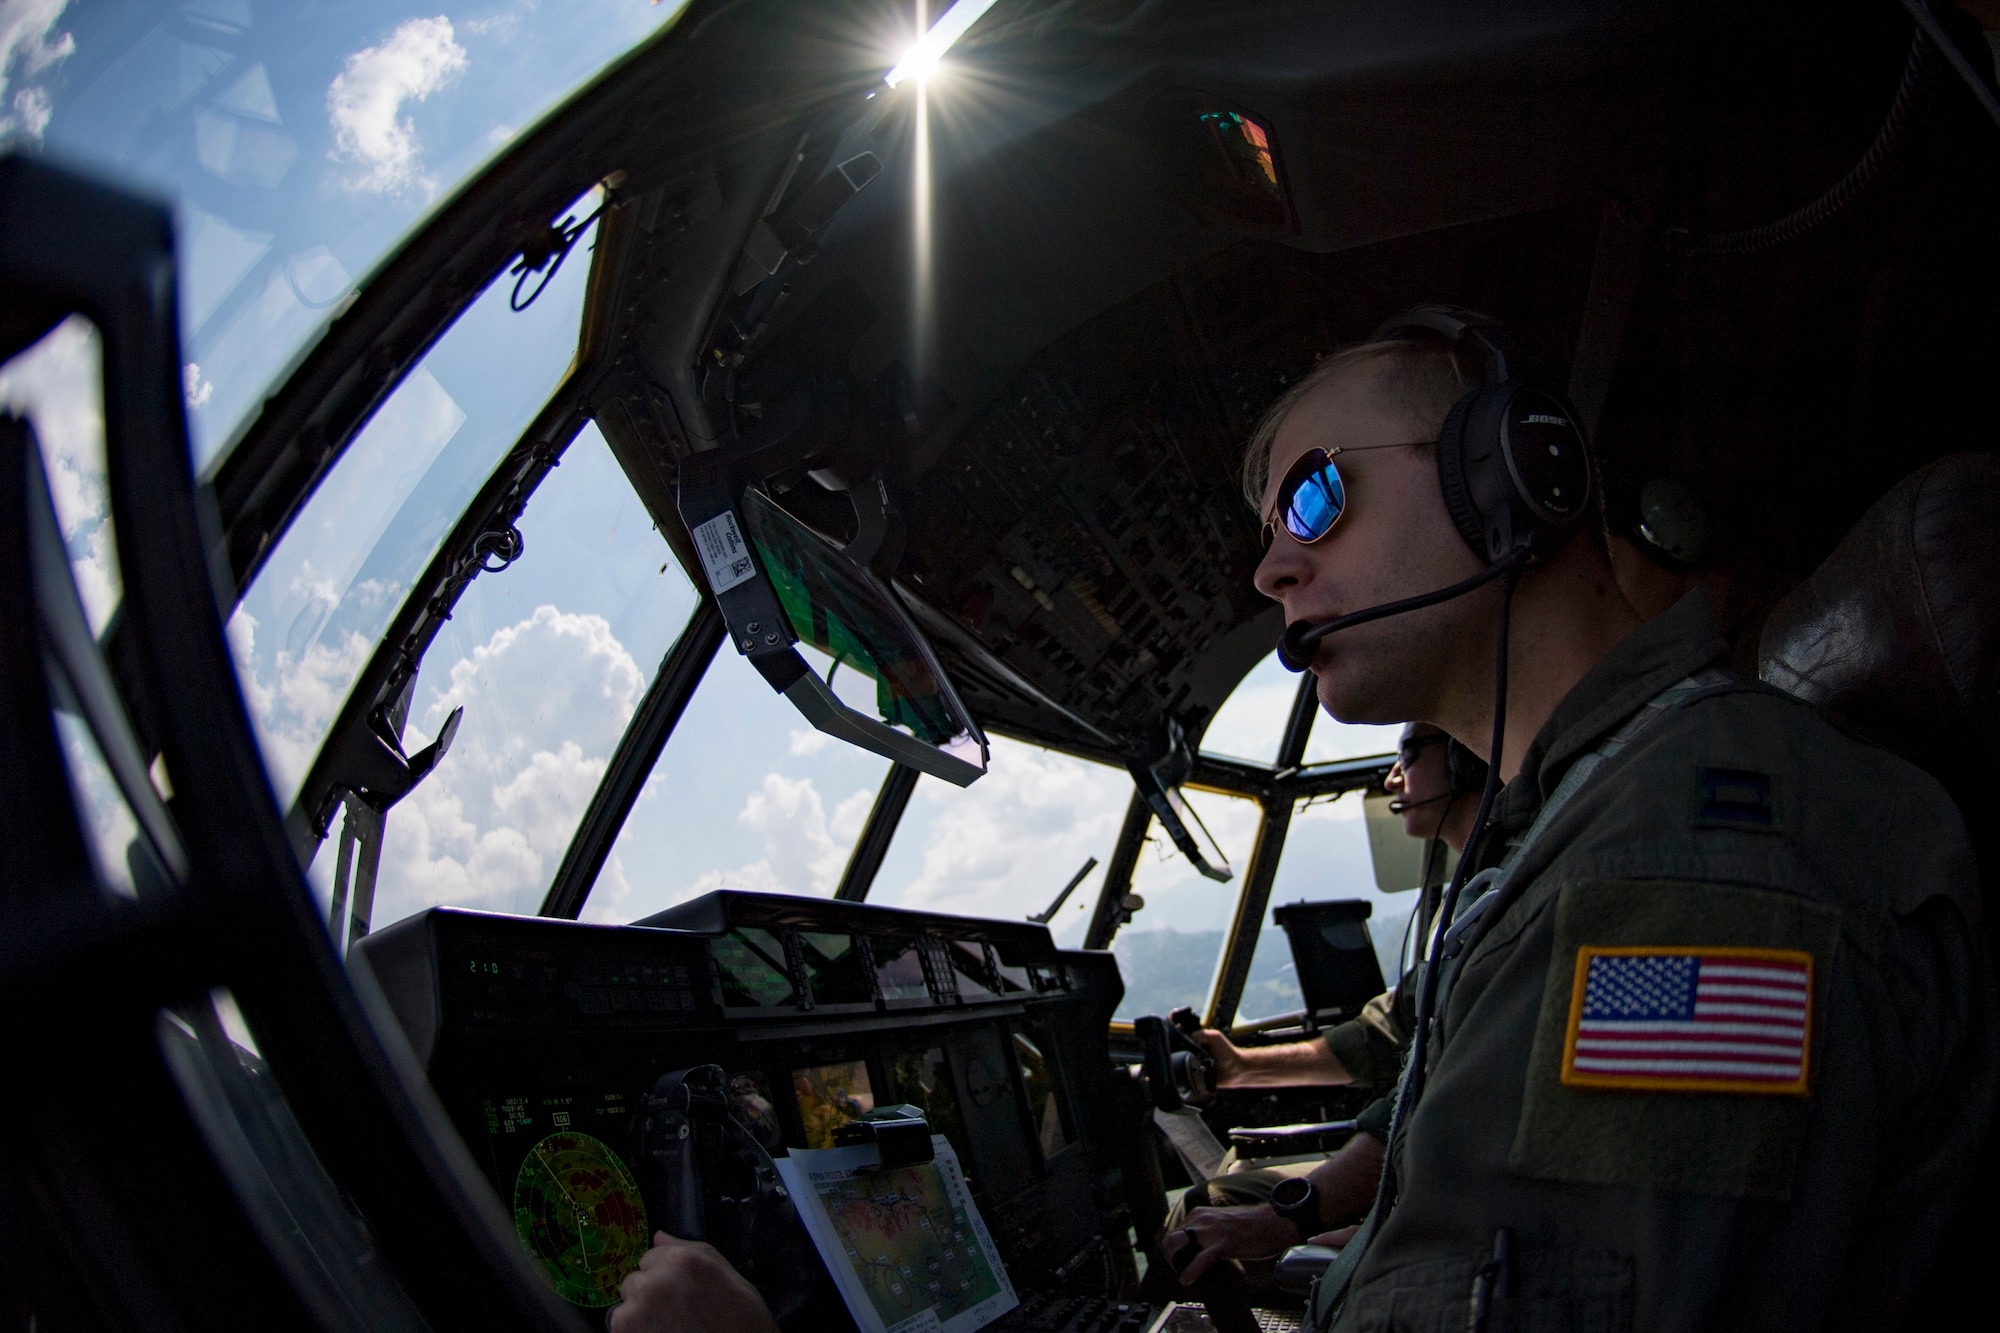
1434;394;1489;560
1446;739;1488;794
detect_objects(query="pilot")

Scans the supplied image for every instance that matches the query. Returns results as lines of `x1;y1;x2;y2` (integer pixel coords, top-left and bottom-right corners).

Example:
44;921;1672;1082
1158;723;1484;1281
1189;722;1484;1094
1169;312;1993;1329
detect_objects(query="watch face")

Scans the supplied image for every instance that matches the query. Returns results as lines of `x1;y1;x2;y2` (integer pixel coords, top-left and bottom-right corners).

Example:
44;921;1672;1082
1271;1176;1312;1212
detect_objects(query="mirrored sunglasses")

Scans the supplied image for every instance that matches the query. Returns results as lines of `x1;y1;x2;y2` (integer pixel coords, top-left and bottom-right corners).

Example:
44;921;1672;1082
1261;440;1436;549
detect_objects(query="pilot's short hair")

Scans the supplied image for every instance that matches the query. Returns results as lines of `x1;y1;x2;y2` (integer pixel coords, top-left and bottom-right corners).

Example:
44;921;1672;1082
1241;332;1475;512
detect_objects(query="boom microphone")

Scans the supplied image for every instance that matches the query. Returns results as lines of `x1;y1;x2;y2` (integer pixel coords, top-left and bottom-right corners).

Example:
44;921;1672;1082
1275;548;1527;672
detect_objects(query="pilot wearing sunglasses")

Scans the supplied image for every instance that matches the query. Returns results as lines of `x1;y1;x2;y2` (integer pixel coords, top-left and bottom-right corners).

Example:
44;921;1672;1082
1166;317;1991;1332
1160;723;1485;1292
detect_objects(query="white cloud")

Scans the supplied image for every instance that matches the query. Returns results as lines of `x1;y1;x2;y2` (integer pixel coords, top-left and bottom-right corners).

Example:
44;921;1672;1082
369;606;644;922
183;362;214;409
463;11;521;40
877;737;1130;933
226;611;375;800
788;727;832;757
0;0;73;145
326;16;467;194
0;315;119;632
672;773;878;902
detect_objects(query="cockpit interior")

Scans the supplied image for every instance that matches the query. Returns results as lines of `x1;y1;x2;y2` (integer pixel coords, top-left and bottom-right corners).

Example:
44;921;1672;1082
4;0;1999;1330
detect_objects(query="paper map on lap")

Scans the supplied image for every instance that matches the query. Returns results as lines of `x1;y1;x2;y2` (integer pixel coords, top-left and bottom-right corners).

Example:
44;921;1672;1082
775;1136;1017;1333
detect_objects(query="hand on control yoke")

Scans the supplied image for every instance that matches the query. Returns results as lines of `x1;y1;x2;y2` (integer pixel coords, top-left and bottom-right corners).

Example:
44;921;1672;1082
1165;1132;1386;1286
1186;1027;1249;1088
611;1232;780;1333
1167;1202;1300;1287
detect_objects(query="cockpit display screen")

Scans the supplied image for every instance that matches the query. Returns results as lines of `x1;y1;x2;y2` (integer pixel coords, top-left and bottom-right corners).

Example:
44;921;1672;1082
799;931;872;1006
1011;1026;1073;1159
738;489;968;748
793;1059;876;1149
872;935;931;1002
478;1089;649;1308
714;926;795;1008
888;1045;969;1162
947;940;996;999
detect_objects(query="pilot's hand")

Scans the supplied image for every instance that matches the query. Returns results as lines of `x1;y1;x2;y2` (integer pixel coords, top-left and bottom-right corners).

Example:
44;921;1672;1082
610;1233;779;1333
1187;1028;1248;1087
1165;1203;1298;1287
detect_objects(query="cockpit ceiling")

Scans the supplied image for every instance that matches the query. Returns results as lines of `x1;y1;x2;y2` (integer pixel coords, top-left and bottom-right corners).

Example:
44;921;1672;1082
596;0;1685;761
758;216;1604;762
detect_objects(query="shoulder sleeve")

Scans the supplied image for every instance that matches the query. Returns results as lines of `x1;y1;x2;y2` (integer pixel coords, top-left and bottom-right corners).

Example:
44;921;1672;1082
1323;987;1406;1090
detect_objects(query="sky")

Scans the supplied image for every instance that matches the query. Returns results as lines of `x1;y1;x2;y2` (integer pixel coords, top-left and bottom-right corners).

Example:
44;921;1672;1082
3;0;1414;1028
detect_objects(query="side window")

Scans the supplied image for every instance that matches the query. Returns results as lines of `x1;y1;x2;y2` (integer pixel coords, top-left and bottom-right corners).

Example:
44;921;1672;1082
228;194;601;804
1199;652;1297;763
27;3;678;463
2;317;166;899
587;646;894;923
0;317;118;632
1112;788;1263;1022
1201;651;1402;764
1238;791;1417;1023
359;423;695;929
862;738;1132;947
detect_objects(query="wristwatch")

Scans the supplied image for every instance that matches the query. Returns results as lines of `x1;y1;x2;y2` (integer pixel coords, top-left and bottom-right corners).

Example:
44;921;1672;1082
1269;1175;1320;1244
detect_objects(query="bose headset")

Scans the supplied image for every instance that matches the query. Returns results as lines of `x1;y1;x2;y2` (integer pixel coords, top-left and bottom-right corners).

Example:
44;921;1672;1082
1274;307;1595;671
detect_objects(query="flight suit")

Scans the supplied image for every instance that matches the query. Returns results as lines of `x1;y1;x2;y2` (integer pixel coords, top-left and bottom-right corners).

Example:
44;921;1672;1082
1315;588;1995;1331
1323;985;1414;1095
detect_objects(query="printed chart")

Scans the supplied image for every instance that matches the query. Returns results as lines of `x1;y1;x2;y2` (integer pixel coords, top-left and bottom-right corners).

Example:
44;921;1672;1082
777;1136;1017;1333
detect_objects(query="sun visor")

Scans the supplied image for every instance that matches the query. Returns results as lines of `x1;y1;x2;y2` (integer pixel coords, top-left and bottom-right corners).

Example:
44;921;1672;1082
677;455;988;786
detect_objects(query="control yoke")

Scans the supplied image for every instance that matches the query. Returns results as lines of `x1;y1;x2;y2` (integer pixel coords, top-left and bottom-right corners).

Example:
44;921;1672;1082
632;1065;820;1319
1135;1007;1217;1112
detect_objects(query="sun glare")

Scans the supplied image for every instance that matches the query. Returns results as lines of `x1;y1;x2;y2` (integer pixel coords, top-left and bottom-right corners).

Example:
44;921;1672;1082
885;0;999;87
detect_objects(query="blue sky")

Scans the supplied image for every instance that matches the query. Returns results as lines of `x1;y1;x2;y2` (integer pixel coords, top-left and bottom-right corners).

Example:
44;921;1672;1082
3;0;1413;1025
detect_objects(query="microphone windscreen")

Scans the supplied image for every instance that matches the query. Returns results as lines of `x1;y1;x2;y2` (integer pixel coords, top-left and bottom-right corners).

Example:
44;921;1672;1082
1277;620;1317;672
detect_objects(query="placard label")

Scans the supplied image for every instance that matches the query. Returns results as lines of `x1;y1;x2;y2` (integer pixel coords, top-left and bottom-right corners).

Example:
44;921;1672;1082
692;510;757;593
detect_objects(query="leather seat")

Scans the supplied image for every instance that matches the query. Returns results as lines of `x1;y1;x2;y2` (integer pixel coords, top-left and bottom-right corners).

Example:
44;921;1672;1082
1760;451;2000;847
1759;450;2000;1321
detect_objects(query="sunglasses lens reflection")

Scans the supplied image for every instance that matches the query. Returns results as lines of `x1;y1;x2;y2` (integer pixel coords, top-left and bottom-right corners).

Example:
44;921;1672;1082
1284;456;1345;542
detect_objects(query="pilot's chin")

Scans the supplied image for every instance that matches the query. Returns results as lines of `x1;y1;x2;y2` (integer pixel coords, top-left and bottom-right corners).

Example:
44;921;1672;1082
1312;654;1398;727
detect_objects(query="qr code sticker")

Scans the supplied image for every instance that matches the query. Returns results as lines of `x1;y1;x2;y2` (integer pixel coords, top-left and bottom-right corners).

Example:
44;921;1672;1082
692;510;758;594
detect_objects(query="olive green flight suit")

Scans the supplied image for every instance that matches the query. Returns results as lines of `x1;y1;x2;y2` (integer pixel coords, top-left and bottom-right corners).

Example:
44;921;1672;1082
1316;588;1995;1331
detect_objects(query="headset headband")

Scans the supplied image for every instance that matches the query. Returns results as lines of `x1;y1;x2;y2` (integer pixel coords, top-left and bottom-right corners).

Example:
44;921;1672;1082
1368;307;1524;386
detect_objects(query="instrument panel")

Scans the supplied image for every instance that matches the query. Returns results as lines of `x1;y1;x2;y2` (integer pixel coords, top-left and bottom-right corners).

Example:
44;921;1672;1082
357;891;1134;1328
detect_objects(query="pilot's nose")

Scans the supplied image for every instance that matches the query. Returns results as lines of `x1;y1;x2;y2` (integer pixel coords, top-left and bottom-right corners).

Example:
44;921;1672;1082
1385;760;1407;794
1254;529;1313;606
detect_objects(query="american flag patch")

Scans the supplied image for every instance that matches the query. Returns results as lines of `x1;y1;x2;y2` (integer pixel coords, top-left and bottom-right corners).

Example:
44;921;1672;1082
1560;947;1813;1095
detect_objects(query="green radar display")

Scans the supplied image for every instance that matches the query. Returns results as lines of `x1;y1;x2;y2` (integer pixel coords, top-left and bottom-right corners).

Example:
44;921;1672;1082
511;1131;650;1307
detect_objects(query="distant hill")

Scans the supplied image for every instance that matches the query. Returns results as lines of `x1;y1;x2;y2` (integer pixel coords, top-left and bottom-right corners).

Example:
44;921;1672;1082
1110;916;1411;1023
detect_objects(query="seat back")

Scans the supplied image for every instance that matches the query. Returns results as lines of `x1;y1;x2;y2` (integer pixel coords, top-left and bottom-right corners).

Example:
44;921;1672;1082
1759;450;2000;1322
1760;451;2000;819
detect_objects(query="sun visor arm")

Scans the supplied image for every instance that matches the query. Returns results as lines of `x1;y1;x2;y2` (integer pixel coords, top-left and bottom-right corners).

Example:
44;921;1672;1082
676;454;988;787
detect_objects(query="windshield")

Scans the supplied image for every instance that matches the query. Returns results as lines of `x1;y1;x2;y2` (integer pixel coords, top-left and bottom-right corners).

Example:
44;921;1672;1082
227;198;598;803
9;0;679;467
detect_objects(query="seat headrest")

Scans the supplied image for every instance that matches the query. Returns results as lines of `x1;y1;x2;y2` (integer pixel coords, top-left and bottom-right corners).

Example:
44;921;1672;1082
1760;453;2000;786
